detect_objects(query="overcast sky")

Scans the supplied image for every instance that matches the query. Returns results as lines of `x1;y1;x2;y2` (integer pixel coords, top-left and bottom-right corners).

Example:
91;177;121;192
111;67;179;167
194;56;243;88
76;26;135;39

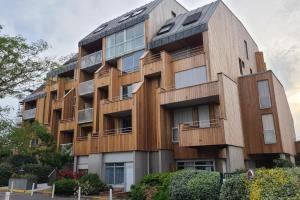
0;0;299;139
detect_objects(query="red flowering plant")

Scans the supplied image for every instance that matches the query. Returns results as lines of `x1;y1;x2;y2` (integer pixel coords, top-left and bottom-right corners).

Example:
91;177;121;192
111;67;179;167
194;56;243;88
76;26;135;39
57;169;85;180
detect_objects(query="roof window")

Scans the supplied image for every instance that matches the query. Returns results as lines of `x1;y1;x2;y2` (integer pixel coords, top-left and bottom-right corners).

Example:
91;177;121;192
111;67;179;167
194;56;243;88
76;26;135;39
132;8;146;17
157;23;174;35
93;24;107;33
119;14;131;23
182;12;202;26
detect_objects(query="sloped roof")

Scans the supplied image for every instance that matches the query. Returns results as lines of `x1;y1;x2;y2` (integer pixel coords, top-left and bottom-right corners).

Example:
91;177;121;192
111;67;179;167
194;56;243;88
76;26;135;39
47;54;78;78
149;0;220;49
23;91;46;102
79;0;162;47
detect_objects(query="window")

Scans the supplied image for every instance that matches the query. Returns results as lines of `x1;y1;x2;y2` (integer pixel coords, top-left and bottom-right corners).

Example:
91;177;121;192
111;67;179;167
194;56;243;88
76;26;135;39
171;11;176;17
198;105;210;128
106;23;145;60
244;40;249;60
182;12;202;26
239;58;243;75
257;80;271;109
250;68;253;74
119;14;131;23
172;127;179;143
175;66;207;89
121;116;132;133
121;83;138;99
176;160;215;171
93;24;107;33
173;108;193;143
157;23;174;35
132;8;146;17
105;163;125;185
122;50;144;73
30;139;39;147
262;114;276;144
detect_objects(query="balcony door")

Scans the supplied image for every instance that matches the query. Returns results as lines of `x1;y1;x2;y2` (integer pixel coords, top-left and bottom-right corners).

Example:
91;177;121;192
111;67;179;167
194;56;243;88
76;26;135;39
175;66;207;89
198;105;210;128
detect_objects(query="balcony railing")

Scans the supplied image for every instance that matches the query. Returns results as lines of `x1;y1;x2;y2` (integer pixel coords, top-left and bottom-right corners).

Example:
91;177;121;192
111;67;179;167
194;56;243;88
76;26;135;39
79;80;94;96
78;108;93;124
104;127;132;134
23;108;36;120
80;50;102;69
181;119;220;130
171;46;204;62
103;94;133;104
144;52;161;65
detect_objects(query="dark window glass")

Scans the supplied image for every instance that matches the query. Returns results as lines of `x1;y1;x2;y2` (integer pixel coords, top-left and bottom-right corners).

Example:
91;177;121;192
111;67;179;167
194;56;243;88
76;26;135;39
182;12;202;26
244;40;249;59
157;23;174;35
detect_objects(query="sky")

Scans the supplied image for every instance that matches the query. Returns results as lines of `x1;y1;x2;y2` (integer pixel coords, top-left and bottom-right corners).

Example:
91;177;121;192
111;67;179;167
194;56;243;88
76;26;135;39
0;0;299;139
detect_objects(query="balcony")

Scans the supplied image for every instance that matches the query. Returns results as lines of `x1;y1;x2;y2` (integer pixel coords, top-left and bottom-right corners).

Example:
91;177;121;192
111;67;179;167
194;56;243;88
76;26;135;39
101;96;133;114
78;108;93;124
79;80;94;96
179;119;225;147
74;136;89;155
23;108;36;120
160;81;220;107
80;50;102;71
142;52;162;76
52;99;63;110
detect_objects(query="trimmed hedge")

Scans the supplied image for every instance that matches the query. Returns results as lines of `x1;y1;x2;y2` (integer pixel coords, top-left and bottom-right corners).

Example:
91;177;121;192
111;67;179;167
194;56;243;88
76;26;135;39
78;173;109;195
23;164;53;183
219;174;249;200
169;170;220;200
0;163;13;186
54;179;77;196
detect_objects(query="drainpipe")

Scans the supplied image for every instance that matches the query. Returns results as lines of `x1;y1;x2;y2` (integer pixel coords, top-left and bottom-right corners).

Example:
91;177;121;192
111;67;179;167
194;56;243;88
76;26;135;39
147;152;150;174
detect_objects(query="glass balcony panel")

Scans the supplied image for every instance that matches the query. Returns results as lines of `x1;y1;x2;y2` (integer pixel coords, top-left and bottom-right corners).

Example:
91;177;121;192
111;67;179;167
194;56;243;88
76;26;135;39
79;80;94;96
78;108;93;124
23;108;36;120
81;50;102;69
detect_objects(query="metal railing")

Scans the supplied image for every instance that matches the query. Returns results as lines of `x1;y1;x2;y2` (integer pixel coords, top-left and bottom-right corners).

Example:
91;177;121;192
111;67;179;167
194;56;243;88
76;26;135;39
80;50;102;69
102;94;133;104
259;95;271;109
79;80;94;96
263;130;277;144
182;119;220;130
23;108;36;120
78;108;93;124
171;46;204;61
104;127;132;134
143;52;161;65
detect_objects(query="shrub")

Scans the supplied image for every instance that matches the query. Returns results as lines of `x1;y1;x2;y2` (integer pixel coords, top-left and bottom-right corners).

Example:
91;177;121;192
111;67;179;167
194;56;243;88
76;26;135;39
57;169;85;180
23;164;54;183
54;179;77;196
169;170;220;200
0;163;13;186
273;158;294;168
130;184;146;200
9;154;37;167
78;173;108;195
249;168;300;200
219;174;249;200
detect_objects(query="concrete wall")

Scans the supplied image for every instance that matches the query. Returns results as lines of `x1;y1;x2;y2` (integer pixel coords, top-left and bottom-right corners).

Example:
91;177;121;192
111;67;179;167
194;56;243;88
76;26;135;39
226;146;245;172
158;150;174;172
88;154;103;178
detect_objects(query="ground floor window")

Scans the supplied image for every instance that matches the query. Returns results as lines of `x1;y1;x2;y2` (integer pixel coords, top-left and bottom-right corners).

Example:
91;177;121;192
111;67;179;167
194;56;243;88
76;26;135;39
176;160;215;171
105;163;125;185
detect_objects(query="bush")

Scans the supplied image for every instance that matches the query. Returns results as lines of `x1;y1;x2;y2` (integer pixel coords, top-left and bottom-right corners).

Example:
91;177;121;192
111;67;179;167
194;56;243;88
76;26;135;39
273;158;294;168
54;179;77;196
169;170;220;200
23;164;54;183
78;173;108;195
0;163;13;186
57;169;85;180
9;154;37;167
219;174;249;200
249;168;300;200
130;173;175;200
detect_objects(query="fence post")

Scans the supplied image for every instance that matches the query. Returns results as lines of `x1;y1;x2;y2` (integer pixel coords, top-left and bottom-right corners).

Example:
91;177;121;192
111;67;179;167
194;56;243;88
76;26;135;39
109;188;112;200
5;192;10;200
52;184;55;198
10;181;14;193
31;183;35;196
78;186;81;200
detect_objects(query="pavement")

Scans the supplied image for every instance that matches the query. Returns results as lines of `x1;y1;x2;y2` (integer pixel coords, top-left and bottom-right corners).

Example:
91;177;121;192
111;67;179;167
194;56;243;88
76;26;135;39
0;192;78;200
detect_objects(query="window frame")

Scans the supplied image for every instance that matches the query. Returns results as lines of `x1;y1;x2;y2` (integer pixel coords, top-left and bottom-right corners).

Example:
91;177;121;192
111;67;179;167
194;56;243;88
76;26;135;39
261;114;277;144
176;160;215;171
257;80;272;109
105;162;125;185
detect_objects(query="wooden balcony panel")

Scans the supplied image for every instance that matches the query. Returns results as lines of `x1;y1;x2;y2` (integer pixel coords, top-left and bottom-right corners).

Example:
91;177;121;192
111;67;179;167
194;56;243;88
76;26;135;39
179;121;225;147
101;98;133;114
95;75;110;88
89;135;99;154
143;60;162;76
74;137;89;155
100;133;135;152
160;81;220;106
59;120;75;131
52;99;63;110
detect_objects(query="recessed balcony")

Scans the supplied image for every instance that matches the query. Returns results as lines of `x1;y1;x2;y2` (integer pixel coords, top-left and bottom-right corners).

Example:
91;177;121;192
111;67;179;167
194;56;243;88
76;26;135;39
80;50;102;71
178;119;225;147
79;80;94;97
78;108;93;124
23;108;36;120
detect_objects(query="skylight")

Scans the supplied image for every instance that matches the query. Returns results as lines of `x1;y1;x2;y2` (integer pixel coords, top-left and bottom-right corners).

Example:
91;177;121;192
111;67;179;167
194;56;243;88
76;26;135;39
119;14;131;23
132;8;146;17
93;24;107;33
157;23;174;35
182;12;202;26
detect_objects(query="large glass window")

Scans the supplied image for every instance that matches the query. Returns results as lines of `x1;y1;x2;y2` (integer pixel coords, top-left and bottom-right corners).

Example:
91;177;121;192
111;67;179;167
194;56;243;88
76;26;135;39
175;66;207;89
122;50;144;74
176;160;215;171
106;23;145;60
105;163;125;185
262;114;277;144
257;80;271;109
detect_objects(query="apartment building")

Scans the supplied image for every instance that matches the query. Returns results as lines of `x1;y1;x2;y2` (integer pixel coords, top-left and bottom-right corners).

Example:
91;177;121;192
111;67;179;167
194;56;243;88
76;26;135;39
21;0;296;191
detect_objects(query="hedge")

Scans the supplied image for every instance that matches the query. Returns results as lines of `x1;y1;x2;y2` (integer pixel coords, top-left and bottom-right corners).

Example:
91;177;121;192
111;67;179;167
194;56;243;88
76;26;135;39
78;173;109;195
169;170;220;200
54;179;77;196
219;174;249;200
0;163;13;186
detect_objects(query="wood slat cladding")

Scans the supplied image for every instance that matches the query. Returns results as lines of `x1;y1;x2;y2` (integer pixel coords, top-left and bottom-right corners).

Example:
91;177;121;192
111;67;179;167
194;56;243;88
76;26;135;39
238;71;295;155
